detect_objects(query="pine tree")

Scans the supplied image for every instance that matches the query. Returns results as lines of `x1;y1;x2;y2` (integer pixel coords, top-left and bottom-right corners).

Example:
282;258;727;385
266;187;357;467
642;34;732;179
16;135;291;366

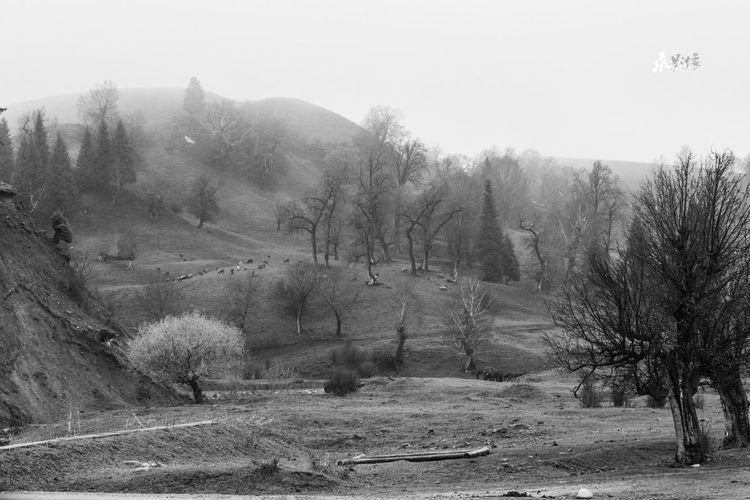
93;120;113;190
477;180;505;282
32;110;49;173
12;134;45;211
0;118;13;182
76;127;97;190
111;120;136;205
183;77;205;116
46;134;79;216
501;234;521;282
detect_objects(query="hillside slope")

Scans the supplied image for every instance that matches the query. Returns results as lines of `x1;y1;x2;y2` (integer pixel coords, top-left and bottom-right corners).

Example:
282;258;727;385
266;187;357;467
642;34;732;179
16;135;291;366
0;184;176;427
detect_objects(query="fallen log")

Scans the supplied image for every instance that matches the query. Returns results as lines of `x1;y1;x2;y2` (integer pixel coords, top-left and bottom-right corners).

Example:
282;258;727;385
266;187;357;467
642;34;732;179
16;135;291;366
0;420;217;451
337;445;491;465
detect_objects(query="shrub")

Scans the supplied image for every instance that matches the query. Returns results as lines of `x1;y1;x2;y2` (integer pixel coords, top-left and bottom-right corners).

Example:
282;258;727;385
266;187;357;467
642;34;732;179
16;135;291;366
65;251;94;302
578;373;602;408
256;457;280;476
371;349;398;374
609;376;632;407
646;395;668;408
324;369;359;396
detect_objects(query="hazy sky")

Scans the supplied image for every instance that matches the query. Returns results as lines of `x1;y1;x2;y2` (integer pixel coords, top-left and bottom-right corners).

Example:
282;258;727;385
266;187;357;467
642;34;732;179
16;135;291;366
2;0;748;162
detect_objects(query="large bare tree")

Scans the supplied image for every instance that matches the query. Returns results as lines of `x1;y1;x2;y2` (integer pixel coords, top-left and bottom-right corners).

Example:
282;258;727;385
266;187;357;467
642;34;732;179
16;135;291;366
549;151;750;464
78;80;120;128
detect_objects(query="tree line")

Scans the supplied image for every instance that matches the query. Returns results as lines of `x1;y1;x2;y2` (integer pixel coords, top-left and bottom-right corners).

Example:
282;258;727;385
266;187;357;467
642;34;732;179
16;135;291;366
0;81;137;218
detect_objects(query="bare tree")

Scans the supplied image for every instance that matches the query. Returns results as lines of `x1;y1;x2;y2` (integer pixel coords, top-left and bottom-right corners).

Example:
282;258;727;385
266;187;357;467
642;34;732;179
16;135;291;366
394;282;419;368
400;181;458;274
188;175;219;228
351;145;393;280
287;169;344;264
391;138;427;253
273;199;290;231
549;151;750;464
77;80;120;127
318;268;361;336
519;213;551;293
227;271;260;332
445;278;494;372
137;276;185;321
199;100;249;161
276;261;320;334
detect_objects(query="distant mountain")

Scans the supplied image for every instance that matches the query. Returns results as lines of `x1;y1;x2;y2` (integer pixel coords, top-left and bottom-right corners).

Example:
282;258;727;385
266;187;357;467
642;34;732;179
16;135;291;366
555;157;656;191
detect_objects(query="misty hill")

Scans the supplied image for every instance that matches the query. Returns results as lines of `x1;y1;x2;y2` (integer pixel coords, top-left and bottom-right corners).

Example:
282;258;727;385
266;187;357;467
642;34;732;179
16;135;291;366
0;185;175;428
555;157;656;191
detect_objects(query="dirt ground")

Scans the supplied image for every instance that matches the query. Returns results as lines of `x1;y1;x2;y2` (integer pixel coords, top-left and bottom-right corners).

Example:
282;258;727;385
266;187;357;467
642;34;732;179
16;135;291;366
2;374;750;499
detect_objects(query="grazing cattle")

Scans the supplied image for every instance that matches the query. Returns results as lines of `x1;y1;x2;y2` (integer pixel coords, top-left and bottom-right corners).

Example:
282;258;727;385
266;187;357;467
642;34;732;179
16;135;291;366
262;260;269;265
230;269;235;274
218;269;225;274
247;259;253;264
283;258;290;263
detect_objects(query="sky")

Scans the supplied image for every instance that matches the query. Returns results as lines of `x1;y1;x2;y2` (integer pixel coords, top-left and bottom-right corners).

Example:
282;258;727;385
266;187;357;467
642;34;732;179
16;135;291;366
1;0;749;162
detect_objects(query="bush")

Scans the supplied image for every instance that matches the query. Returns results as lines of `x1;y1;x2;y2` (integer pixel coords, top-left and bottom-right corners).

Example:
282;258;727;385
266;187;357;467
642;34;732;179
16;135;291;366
371;349;398;374
256;457;280;476
324;369;359;396
646;395;668;408
609;377;632;407
65;252;94;302
578;373;602;408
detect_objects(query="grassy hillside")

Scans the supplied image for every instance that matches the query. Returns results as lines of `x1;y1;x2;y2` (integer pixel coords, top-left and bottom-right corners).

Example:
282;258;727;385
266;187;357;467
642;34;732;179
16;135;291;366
8;88;554;381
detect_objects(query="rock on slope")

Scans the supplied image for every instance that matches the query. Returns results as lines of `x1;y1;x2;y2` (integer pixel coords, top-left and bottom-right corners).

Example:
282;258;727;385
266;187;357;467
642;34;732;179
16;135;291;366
0;183;176;427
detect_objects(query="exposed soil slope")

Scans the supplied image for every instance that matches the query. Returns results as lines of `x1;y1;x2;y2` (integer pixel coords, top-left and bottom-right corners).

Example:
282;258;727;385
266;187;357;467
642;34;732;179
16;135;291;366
0;186;176;428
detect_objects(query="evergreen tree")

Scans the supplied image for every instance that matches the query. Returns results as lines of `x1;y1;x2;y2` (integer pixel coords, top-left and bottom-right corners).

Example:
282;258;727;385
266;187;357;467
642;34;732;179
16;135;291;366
0;118;13;182
76;127;97;190
501;234;521;282
32;110;49;173
111;120;136;204
12;134;45;211
93;120;113;190
477;180;505;282
46;134;79;215
183;77;205;116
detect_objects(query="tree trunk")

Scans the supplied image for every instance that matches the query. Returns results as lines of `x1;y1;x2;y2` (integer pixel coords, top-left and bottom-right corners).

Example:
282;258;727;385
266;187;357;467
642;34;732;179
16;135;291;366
378;233;391;263
394;187;402;255
667;375;706;464
310;228;318;263
187;377;204;404
464;347;476;373
395;325;407;368
714;369;750;448
406;229;417;275
296;305;303;334
335;311;342;337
